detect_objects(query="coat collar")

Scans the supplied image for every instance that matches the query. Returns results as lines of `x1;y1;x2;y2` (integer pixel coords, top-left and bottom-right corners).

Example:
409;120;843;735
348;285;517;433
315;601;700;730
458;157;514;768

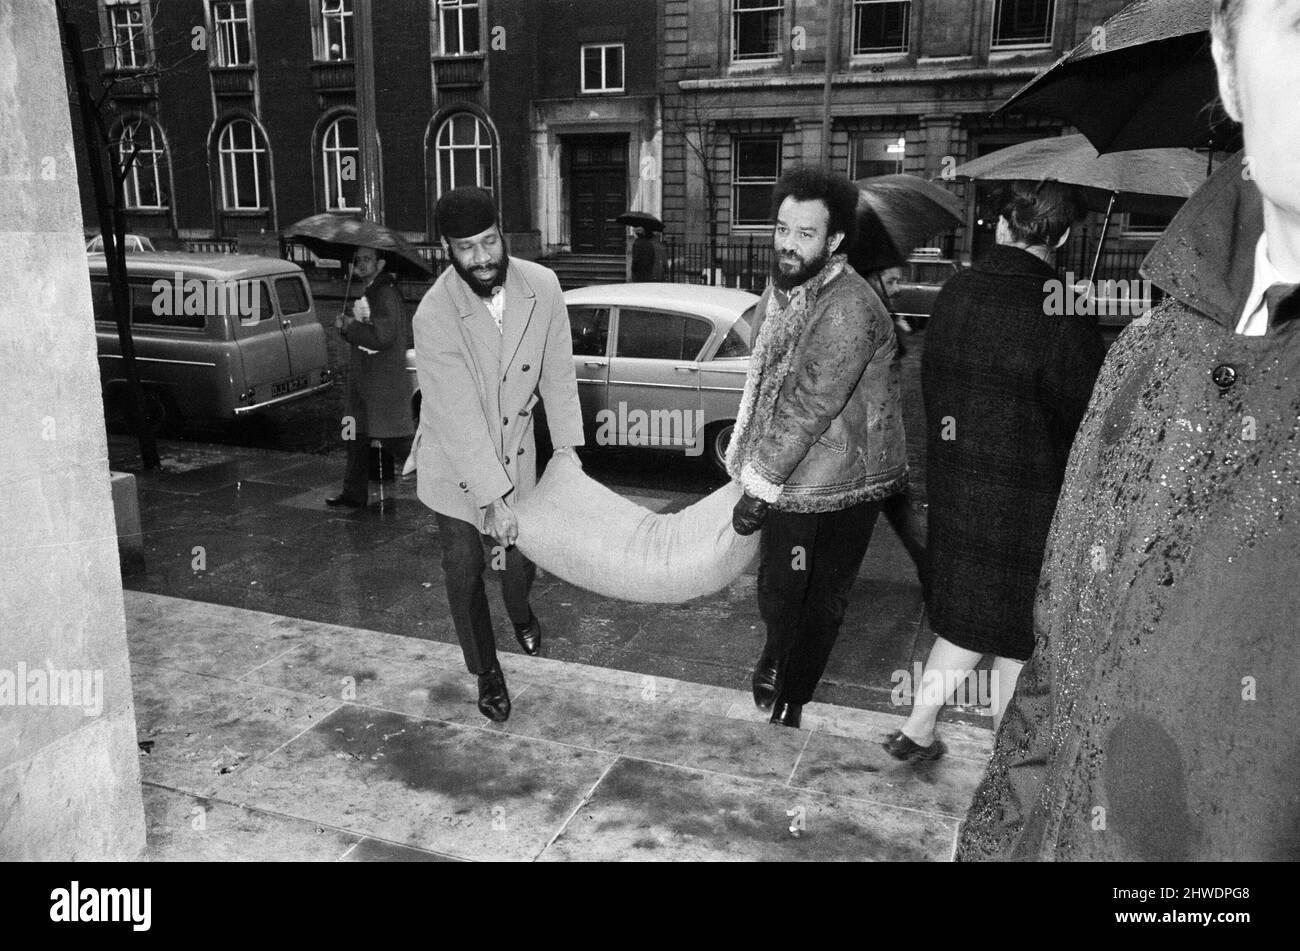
972;243;1058;280
448;257;538;363
1141;150;1264;330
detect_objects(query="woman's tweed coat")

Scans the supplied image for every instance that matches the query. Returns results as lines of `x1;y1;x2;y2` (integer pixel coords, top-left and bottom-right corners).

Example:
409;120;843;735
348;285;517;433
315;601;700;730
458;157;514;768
921;244;1106;660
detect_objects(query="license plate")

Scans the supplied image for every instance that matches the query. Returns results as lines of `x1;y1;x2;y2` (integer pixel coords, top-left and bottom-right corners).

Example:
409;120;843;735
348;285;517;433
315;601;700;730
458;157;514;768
272;375;309;397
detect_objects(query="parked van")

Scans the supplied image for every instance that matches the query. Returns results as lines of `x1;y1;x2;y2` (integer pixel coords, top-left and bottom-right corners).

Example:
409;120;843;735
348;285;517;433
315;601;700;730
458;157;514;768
90;253;333;430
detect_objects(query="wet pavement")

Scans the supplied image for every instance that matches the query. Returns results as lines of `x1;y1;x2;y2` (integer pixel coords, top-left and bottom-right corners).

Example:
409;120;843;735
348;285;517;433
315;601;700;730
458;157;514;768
108;328;998;860
128;592;992;861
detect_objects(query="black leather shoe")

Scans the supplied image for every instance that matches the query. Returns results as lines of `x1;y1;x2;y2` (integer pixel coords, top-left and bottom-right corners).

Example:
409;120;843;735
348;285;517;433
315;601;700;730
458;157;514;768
770;699;802;729
882;729;946;762
512;611;541;656
476;665;511;722
325;494;367;508
751;652;779;710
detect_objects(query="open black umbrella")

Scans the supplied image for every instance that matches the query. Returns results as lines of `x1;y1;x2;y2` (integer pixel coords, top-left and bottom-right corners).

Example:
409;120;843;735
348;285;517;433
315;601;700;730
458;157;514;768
851;174;964;273
286;213;432;279
614;211;665;231
952;134;1208;285
997;0;1239;153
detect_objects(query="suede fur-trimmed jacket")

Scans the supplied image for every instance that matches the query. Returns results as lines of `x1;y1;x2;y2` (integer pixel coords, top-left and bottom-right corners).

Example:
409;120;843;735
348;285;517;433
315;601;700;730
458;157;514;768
725;255;909;513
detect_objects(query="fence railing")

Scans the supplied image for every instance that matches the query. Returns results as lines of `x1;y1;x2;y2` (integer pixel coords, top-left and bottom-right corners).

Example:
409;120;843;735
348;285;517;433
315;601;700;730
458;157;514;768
662;237;774;294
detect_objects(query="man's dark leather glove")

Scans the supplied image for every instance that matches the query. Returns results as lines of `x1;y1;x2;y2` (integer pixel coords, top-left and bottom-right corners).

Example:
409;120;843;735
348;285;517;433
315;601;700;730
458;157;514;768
732;493;770;536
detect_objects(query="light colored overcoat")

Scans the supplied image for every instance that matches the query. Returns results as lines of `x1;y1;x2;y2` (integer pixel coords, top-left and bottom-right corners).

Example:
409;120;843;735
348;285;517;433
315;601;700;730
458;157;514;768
412;257;584;530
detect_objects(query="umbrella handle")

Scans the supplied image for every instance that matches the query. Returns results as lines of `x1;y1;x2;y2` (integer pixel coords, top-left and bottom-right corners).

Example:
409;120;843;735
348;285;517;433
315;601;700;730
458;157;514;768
341;269;354;323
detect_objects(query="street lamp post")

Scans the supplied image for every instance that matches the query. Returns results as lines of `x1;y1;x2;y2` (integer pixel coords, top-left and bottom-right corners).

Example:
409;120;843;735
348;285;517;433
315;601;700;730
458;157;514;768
354;0;383;223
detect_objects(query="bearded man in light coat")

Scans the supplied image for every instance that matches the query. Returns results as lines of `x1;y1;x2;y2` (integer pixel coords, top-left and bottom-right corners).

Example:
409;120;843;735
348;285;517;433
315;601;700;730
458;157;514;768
413;186;585;723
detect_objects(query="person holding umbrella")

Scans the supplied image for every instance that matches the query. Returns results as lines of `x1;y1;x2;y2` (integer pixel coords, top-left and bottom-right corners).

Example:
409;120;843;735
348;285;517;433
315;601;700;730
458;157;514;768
619;211;666;282
325;245;415;509
884;181;1106;762
957;0;1300;861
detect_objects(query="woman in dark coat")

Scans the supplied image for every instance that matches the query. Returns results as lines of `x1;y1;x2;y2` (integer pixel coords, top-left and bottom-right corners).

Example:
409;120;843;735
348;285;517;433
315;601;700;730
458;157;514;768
884;182;1106;761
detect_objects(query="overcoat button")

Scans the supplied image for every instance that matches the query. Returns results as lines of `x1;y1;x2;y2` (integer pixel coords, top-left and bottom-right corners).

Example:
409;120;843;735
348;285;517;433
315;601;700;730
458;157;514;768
1211;364;1237;389
502;417;509;425
521;364;531;372
504;457;510;465
458;481;467;490
517;448;524;455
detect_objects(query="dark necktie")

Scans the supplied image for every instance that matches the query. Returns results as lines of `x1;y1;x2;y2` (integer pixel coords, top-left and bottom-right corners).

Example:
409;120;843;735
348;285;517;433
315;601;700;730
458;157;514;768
1264;282;1300;329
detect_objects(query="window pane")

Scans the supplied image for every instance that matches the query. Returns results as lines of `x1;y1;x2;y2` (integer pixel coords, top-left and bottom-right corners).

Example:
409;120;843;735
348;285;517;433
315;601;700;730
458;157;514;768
569;306;610;357
733;184;773;226
583;48;602;90
736;138;780;178
452;149;476;190
993;0;1054;47
681;318;712;360
462;6;480;52
715;324;751;358
616;309;683;360
734;1;781;59
854;1;910;54
606;45;623;89
276;276;310;315
131;283;205;330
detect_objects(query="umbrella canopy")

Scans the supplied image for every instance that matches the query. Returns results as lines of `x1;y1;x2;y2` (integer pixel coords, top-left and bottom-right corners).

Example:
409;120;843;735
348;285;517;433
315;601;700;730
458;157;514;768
951;134;1207;216
286;213;432;279
851;174;964;273
615;211;665;231
997;0;1238;153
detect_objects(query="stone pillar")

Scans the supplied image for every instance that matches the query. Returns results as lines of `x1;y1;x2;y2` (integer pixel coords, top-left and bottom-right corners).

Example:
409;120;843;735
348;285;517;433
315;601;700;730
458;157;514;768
0;0;147;860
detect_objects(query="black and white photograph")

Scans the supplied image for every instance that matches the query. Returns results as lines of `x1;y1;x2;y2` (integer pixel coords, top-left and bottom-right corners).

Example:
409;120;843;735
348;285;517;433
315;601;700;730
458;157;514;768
0;0;1294;895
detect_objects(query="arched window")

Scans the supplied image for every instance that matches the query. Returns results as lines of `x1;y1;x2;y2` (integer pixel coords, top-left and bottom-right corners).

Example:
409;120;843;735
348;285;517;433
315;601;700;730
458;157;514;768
120;118;167;209
320;115;360;211
435;112;493;197
217;119;268;210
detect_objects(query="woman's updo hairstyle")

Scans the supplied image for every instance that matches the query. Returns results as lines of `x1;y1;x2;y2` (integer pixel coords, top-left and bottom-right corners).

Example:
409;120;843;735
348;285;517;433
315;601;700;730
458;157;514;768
999;181;1082;249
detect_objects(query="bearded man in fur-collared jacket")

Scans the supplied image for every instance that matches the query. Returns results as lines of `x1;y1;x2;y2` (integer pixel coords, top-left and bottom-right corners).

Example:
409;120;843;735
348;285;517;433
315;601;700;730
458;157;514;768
728;166;909;730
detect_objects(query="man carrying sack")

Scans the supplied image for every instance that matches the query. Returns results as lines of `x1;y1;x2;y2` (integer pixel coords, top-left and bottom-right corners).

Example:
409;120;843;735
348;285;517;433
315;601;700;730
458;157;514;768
412;186;585;723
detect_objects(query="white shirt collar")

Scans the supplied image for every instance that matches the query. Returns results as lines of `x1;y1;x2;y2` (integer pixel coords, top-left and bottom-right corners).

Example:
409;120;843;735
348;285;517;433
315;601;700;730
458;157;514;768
1235;233;1288;336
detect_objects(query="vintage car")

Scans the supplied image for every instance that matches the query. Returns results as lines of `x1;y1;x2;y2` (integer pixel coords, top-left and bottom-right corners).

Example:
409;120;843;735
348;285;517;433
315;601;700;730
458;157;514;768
889;253;963;327
90;253;333;431
405;282;757;474
86;233;156;253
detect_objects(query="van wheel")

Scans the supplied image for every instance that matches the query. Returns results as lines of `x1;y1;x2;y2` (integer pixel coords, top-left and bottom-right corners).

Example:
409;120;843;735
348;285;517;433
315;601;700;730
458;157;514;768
140;388;181;436
704;421;733;477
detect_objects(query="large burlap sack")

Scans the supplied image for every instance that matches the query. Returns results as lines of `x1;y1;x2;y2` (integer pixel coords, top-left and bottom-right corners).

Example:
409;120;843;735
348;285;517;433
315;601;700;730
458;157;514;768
514;454;758;603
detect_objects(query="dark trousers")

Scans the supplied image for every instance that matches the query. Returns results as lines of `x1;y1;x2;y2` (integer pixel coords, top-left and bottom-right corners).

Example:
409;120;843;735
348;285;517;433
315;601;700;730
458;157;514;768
756;499;882;705
435;511;536;675
881;486;927;585
342;434;412;500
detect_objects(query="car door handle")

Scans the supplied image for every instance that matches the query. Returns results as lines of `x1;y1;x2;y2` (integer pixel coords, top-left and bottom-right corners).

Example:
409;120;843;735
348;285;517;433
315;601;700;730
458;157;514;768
583;361;606;368
674;365;699;373
281;319;292;329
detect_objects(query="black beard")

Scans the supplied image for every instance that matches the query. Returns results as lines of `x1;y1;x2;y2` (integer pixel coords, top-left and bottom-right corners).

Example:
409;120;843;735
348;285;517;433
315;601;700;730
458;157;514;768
771;244;831;291
452;246;510;298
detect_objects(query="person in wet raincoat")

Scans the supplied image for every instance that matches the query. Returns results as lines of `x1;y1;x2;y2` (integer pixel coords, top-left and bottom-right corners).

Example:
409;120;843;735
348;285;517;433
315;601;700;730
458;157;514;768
956;0;1300;861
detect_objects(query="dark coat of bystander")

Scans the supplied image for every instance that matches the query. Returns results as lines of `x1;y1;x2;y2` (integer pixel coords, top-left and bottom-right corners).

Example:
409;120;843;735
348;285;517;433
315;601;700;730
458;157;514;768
921;243;1106;660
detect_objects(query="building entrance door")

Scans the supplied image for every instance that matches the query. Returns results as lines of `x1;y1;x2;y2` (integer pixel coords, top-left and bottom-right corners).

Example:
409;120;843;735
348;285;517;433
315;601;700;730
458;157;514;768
566;134;628;254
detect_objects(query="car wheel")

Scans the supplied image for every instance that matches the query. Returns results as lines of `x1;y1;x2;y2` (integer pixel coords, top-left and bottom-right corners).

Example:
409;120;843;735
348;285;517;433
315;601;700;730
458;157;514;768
704;421;733;477
140;387;181;436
